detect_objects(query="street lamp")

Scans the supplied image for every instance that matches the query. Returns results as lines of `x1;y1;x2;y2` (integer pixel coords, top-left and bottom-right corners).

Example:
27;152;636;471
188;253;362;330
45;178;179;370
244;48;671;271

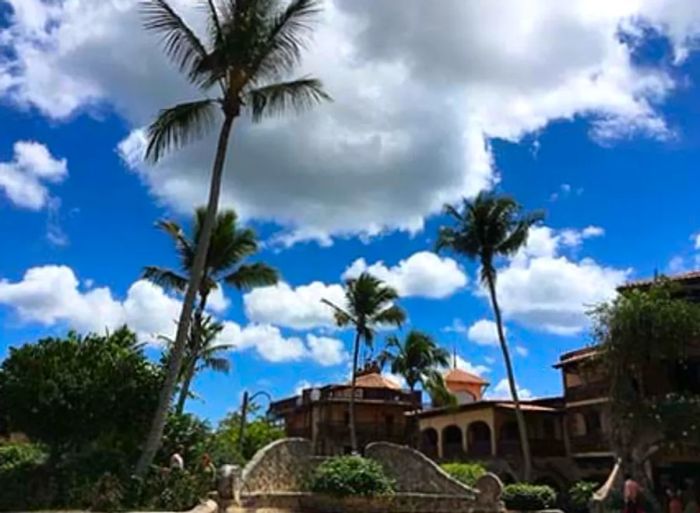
237;390;273;456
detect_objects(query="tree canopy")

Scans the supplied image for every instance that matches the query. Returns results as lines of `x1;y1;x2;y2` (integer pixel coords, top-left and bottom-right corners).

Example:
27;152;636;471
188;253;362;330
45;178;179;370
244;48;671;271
0;327;163;456
590;281;700;479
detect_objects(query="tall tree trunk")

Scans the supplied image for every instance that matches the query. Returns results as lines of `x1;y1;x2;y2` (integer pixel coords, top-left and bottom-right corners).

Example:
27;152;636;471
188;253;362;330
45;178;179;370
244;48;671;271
175;359;197;415
486;274;533;482
175;291;211;415
135;114;235;476
348;330;361;454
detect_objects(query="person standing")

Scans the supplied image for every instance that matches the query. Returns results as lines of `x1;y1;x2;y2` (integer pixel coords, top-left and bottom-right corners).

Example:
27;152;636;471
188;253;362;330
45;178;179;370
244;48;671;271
170;445;185;471
624;476;643;513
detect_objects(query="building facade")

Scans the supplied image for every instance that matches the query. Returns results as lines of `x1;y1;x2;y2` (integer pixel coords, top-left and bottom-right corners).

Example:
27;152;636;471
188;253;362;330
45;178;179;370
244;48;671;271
269;362;421;455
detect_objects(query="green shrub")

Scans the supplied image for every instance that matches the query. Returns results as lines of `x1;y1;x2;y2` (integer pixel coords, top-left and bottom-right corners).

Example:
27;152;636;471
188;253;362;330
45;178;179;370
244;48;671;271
440;462;487;487
503;483;557;511
569;481;598;513
309;456;395;498
0;442;47;472
0;442;51;511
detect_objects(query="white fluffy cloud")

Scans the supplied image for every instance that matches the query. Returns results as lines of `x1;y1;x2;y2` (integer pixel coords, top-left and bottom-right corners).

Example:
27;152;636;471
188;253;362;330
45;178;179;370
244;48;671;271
0;141;67;210
342;251;467;299
0;265;178;340
0;265;348;366
486;378;534;401
243;281;346;330
454;355;491;378
2;1;699;242
466;319;504;347
492;225;631;335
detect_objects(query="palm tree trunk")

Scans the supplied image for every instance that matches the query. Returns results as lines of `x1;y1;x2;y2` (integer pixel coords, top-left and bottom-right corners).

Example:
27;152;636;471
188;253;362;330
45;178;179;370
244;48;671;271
176;292;211;415
348;330;361;454
175;360;197;415
486;274;533;482
135;114;235;476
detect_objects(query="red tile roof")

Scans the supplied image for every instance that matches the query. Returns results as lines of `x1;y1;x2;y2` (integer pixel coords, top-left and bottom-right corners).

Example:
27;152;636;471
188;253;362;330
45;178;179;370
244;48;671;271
619;270;700;290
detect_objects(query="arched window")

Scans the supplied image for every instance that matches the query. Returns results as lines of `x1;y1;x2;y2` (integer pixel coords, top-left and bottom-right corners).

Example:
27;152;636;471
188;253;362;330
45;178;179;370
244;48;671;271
420;428;439;459
467;421;492;457
442;425;464;460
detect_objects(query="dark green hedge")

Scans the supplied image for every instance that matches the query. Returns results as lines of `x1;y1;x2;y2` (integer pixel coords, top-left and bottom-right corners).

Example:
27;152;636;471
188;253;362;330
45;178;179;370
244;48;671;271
502;483;557;511
309;456;395;498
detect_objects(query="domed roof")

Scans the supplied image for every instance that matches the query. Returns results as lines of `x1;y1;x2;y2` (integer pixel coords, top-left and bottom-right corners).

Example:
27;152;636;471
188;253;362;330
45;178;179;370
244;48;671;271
444;367;488;385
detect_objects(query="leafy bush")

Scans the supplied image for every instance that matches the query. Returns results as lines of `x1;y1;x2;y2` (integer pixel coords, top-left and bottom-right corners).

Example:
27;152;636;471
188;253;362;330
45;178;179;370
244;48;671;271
502;483;557;511
0;443;50;511
0;442;47;471
158;413;212;469
309;456;395;498
569;481;598;513
209;409;284;465
440;462;487;487
127;468;212;511
0;327;163;456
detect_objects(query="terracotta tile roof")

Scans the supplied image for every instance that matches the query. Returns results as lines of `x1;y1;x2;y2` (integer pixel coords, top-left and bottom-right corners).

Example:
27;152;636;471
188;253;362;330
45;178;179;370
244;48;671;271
353;372;401;390
619;270;700;290
444;367;488;385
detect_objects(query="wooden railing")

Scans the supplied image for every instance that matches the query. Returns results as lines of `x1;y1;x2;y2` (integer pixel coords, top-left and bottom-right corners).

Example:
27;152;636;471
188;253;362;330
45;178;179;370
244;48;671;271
565;382;609;402
569;432;610;454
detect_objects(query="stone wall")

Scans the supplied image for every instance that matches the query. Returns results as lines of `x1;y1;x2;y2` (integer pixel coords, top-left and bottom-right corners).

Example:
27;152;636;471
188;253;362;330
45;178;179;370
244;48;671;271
365;442;476;496
239;438;314;495
238;492;504;513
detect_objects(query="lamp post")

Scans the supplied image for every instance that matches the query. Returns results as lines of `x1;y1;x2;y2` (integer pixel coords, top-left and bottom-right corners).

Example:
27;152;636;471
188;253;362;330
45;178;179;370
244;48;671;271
237;390;272;457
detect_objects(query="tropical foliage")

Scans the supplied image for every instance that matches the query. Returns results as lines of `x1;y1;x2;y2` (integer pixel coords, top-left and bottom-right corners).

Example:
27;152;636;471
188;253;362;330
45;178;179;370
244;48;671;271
145;208;277;414
138;0;329;474
0;327;162;457
436;191;542;480
378;330;453;404
325;272;406;453
590;280;700;483
209;406;284;465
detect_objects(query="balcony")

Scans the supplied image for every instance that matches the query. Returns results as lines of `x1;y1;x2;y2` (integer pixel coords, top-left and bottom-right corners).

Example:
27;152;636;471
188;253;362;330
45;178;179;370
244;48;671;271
317;421;408;444
565;381;609;403
498;439;566;459
570;432;610;455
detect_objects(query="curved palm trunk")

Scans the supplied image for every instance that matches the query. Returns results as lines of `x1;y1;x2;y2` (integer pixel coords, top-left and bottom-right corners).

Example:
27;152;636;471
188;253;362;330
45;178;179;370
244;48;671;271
175;358;197;415
486;275;533;482
135;114;235;476
348;330;361;454
175;291;211;415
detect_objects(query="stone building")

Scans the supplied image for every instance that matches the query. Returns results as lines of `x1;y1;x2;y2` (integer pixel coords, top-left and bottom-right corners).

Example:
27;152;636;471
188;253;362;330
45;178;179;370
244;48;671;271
269;362;421;455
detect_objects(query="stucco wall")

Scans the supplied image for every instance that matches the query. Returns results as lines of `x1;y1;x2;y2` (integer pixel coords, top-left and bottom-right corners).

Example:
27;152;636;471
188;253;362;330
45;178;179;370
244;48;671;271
365;442;476;496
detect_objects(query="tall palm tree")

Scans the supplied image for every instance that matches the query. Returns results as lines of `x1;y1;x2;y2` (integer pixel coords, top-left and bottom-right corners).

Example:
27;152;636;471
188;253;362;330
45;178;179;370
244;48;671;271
323;272;406;453
378;330;453;404
436;191;542;481
138;207;280;473
160;316;235;414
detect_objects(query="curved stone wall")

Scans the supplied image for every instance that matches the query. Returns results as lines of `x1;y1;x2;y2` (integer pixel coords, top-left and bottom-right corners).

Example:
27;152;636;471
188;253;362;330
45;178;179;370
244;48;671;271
239;437;313;494
365;441;477;496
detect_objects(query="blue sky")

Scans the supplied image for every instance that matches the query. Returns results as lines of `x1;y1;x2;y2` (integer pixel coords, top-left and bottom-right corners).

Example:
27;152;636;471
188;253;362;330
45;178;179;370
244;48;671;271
1;0;700;422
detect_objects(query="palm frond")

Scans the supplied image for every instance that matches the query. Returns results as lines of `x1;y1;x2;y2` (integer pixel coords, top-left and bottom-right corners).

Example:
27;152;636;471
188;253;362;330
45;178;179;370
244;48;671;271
250;0;323;82
141;0;209;81
202;356;231;373
224;262;279;290
142;266;189;292
145;99;219;163
246;77;330;122
372;305;406;327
